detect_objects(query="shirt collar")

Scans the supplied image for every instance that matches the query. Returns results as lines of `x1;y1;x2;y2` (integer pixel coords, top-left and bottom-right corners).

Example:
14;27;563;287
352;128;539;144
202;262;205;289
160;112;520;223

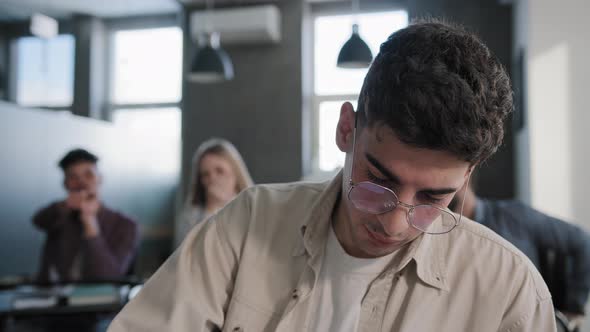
291;225;307;257
411;232;450;291
293;171;343;259
292;171;449;291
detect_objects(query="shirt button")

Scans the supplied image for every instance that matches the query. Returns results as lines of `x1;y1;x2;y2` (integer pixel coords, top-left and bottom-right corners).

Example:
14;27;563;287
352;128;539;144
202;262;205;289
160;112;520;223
292;289;299;300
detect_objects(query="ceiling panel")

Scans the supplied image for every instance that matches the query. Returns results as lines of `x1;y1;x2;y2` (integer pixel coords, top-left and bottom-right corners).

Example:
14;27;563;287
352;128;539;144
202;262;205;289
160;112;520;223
0;0;179;22
177;0;283;8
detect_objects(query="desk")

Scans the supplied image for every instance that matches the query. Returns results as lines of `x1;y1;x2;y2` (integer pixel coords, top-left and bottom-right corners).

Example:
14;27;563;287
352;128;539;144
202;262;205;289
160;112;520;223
0;282;141;332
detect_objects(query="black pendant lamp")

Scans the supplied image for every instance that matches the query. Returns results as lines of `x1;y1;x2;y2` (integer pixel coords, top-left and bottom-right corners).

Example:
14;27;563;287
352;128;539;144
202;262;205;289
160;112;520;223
187;0;234;83
187;31;234;83
337;0;373;68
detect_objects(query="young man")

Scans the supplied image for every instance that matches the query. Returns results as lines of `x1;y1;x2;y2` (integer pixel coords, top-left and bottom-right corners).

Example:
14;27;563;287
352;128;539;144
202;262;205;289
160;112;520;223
33;149;139;282
108;20;556;331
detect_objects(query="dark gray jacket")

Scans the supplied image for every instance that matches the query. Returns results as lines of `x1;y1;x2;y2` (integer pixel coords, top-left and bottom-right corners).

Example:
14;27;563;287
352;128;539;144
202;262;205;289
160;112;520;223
476;198;590;314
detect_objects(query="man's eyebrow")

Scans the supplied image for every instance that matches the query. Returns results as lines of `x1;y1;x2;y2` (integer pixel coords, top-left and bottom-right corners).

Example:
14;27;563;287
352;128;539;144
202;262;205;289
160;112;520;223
365;153;401;184
365;153;459;195
420;188;458;196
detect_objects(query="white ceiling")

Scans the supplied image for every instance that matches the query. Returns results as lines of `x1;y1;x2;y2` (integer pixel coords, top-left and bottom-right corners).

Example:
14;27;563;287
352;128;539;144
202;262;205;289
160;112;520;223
178;0;341;5
178;0;280;5
0;0;345;22
0;0;180;22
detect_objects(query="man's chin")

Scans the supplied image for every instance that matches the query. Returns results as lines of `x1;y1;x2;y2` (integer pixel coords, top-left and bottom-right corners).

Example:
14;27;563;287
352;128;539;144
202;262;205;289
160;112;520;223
365;223;407;244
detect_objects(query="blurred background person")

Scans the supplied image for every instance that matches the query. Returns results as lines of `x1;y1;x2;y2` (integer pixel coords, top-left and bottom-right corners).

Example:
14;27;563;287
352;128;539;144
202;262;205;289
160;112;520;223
174;138;253;247
33;149;139;282
451;179;590;330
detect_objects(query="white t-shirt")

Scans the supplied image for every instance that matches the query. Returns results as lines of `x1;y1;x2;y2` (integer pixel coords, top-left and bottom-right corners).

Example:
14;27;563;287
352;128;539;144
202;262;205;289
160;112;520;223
307;223;399;332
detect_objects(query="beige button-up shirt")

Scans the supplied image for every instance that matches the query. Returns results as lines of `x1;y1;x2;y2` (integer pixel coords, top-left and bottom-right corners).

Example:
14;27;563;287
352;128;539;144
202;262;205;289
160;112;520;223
108;173;556;332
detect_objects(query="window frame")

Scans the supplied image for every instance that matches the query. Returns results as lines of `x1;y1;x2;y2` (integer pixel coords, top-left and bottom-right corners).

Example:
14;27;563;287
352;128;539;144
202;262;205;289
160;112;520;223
307;5;408;179
10;33;76;111
104;14;182;119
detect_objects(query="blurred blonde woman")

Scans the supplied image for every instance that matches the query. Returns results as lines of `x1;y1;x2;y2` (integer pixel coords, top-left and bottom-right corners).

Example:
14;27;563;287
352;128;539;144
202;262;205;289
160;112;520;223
175;138;253;246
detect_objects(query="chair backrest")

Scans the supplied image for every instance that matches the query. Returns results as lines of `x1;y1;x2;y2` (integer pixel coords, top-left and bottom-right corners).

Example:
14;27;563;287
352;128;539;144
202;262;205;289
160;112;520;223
555;310;579;332
539;249;581;332
539;248;571;311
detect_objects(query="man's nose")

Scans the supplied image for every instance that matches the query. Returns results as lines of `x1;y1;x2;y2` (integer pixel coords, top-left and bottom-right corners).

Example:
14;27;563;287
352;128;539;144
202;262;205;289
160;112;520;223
376;206;410;237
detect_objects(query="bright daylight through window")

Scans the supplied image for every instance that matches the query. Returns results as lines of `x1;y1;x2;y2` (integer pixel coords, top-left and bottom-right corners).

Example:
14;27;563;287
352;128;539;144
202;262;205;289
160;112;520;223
15;34;75;108
313;10;408;173
110;27;183;176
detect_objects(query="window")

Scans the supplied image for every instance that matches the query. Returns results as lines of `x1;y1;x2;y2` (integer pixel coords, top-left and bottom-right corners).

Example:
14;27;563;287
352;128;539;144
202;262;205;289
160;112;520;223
311;10;408;174
108;26;183;176
13;34;75;108
110;27;182;105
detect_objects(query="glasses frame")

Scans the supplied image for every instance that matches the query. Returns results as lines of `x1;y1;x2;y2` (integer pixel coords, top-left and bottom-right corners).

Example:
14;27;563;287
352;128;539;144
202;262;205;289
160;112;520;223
346;112;470;235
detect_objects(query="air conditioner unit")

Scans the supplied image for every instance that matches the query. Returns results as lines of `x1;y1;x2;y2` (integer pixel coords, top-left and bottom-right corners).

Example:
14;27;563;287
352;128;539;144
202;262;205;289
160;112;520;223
190;5;281;45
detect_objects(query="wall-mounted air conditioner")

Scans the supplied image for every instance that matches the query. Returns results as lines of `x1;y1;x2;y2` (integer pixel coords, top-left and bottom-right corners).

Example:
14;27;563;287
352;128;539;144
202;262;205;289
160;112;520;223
190;5;281;45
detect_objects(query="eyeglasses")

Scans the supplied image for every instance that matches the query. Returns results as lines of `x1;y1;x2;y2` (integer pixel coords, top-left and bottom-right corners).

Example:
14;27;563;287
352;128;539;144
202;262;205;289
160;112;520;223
347;113;469;235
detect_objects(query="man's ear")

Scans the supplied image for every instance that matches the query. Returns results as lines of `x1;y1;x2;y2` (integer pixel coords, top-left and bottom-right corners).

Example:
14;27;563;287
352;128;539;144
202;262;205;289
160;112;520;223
463;164;477;190
336;102;356;153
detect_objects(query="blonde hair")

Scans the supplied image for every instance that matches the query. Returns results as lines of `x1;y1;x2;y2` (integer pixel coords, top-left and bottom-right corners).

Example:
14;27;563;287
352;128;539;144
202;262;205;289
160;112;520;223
188;138;253;207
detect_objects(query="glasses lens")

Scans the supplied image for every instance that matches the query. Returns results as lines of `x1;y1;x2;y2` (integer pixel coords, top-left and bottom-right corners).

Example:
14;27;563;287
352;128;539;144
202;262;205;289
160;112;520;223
348;182;397;214
410;205;457;234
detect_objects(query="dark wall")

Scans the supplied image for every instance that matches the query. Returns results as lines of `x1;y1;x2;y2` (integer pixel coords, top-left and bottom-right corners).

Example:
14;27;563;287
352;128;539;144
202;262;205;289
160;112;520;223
181;0;304;195
0;27;7;99
179;0;514;201
406;0;514;199
0;102;177;278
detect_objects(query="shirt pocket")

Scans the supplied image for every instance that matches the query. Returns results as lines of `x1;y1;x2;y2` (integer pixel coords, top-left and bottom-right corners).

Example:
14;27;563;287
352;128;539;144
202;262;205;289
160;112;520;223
222;295;281;332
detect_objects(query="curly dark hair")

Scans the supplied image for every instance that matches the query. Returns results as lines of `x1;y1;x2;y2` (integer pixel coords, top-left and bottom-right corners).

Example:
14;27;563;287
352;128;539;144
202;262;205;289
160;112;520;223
357;18;513;164
58;148;98;171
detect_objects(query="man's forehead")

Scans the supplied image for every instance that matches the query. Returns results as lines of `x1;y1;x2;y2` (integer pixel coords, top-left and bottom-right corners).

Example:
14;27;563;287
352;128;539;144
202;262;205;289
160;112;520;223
358;125;470;186
360;124;401;146
361;124;455;160
371;124;395;143
66;162;98;173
